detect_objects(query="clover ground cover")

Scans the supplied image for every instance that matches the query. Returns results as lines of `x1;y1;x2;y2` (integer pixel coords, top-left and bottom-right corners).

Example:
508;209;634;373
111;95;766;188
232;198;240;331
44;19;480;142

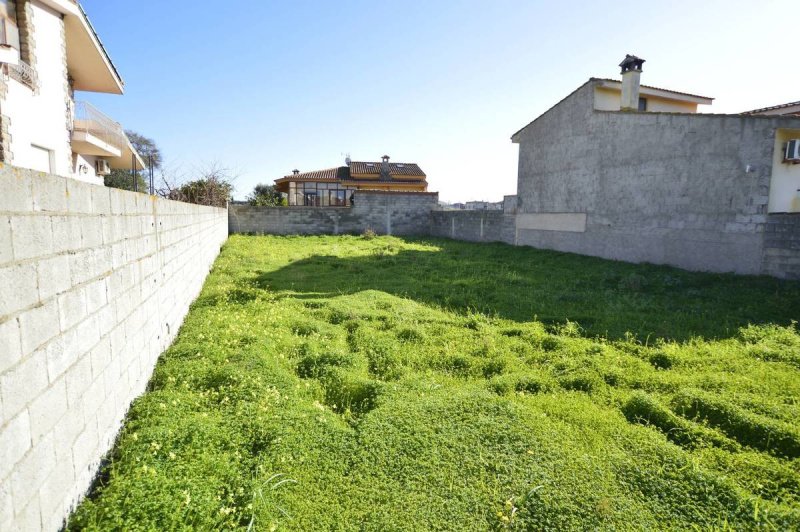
69;235;800;530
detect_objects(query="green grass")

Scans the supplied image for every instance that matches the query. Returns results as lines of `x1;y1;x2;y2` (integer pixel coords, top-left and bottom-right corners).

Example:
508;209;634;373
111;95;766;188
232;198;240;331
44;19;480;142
69;235;800;530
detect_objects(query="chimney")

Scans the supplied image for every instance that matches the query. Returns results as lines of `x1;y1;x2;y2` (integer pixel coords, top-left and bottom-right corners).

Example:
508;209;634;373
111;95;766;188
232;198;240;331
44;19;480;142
345;154;351;166
380;155;390;181
292;169;299;175
619;54;645;111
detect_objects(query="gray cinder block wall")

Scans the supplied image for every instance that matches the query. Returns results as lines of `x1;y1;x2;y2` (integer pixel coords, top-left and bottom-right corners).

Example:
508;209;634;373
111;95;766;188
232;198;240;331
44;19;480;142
0;164;228;531
229;191;439;235
763;214;800;279
429;210;516;244
511;80;800;277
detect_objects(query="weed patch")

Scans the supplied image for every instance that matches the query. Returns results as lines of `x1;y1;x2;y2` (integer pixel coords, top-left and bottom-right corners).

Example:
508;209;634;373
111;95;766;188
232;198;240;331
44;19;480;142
68;235;800;530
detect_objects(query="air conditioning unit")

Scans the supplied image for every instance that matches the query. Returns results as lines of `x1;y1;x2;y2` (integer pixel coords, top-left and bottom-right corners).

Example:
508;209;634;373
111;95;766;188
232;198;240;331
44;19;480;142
786;139;800;163
95;159;111;176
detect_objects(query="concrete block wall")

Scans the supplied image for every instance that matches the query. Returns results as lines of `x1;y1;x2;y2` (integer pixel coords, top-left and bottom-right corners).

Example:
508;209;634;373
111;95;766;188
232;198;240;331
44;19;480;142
763;214;800;279
429;210;516;244
229;191;439;236
0;164;228;531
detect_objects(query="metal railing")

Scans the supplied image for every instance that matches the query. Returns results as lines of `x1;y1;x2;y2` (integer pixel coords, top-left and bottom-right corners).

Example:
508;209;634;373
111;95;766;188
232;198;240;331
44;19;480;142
72;100;127;150
6;59;37;90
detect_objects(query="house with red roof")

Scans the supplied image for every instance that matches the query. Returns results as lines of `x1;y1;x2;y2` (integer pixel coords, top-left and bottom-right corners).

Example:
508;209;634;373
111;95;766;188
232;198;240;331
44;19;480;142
275;155;428;206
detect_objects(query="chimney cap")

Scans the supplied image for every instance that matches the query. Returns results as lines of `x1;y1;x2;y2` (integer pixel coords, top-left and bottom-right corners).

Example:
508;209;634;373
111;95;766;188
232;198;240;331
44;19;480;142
292;169;299;175
619;54;645;74
381;154;390;161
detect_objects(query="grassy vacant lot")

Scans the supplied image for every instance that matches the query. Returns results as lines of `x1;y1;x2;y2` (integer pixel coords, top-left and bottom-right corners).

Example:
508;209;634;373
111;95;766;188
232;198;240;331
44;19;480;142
70;235;800;530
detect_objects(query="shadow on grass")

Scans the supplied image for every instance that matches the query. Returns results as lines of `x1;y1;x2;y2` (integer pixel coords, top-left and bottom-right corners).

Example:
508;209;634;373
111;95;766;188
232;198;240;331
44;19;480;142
252;238;799;342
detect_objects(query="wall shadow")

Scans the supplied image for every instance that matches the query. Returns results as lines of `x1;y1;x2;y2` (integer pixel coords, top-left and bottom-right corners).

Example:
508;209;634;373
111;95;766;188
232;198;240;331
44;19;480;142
254;239;800;342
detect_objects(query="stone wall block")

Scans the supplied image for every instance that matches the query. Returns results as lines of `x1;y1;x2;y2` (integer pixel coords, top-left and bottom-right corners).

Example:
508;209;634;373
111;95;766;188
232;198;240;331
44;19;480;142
0;169;33;213
10;215;54;260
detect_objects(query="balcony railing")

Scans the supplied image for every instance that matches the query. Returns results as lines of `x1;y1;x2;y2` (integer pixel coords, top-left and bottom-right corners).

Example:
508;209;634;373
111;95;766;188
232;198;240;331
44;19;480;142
4;59;37;90
72;101;127;150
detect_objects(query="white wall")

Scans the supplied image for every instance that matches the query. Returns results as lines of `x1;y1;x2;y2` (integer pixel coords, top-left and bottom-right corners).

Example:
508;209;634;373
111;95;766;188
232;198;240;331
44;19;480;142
72;153;100;183
0;164;228;531
768;129;800;213
4;1;75;179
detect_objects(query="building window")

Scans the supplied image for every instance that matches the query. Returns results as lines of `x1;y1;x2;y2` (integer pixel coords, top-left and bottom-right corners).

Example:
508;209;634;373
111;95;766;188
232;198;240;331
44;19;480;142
638;97;647;111
330;190;346;206
303;192;318;206
0;1;19;50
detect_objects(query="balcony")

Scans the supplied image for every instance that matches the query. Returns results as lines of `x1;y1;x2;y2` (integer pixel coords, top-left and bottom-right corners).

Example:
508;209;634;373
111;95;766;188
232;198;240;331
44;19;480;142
6;59;38;90
71;101;126;156
71;101;144;170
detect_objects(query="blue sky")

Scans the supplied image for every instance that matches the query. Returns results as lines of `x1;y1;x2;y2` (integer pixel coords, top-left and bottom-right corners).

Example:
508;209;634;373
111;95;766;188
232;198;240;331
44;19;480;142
82;0;797;202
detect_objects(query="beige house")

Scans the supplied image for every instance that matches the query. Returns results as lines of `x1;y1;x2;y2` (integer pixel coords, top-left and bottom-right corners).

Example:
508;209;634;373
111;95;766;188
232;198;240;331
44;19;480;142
590;55;714;113
0;0;143;184
275;155;428;206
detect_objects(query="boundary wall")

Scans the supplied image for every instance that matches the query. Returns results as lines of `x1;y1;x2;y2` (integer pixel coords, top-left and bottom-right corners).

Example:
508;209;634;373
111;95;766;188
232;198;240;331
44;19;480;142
0;164;227;531
229;191;439;236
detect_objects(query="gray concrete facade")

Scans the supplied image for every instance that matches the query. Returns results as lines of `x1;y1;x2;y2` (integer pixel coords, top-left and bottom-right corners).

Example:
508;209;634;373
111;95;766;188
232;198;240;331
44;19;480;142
511;79;800;278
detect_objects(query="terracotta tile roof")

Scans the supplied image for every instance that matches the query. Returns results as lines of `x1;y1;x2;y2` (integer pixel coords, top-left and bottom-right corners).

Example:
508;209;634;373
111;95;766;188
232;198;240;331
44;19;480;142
339;180;428;186
276;161;427;185
349;161;426;177
275;167;349;183
742;100;800;116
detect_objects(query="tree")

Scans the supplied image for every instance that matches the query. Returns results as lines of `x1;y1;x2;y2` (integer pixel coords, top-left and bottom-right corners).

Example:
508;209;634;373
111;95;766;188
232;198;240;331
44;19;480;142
104;130;161;193
125;130;162;169
163;163;234;207
104;170;147;192
247;183;285;206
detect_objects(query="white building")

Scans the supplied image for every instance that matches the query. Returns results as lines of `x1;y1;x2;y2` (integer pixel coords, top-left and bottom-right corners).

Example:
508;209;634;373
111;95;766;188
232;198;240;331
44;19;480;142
0;0;142;185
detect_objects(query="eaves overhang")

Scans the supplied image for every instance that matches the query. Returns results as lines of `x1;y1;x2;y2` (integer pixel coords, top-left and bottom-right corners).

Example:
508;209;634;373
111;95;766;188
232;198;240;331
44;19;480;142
594;78;714;105
39;0;125;94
